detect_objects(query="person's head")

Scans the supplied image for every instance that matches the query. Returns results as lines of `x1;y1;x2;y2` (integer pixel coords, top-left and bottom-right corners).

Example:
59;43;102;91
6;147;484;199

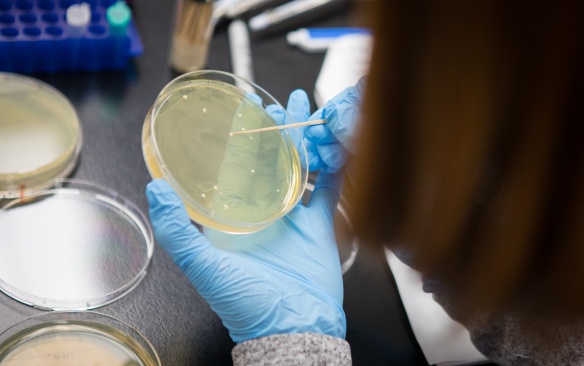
351;0;584;324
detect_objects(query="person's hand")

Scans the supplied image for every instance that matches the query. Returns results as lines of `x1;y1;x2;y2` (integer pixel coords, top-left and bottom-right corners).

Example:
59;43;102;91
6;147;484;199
145;90;346;343
145;171;346;343
304;77;366;173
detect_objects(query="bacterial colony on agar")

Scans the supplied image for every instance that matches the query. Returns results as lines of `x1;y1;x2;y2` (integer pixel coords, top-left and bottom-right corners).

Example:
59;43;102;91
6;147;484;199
0;322;154;366
143;79;305;233
0;73;80;199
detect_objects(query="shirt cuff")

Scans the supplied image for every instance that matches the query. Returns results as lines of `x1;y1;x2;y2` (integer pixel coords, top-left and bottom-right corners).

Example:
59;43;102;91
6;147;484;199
232;333;352;366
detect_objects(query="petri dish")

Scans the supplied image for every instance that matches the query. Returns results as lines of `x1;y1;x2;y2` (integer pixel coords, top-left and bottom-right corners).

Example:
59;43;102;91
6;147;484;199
0;73;81;200
0;180;154;310
0;311;160;366
143;70;309;234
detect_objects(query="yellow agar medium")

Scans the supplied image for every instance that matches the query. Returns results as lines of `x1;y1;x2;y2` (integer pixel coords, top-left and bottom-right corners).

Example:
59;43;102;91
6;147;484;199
0;322;157;366
143;79;304;233
0;73;80;199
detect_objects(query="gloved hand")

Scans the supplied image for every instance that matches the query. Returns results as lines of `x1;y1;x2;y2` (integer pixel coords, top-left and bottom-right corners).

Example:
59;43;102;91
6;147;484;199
303;77;366;173
145;90;346;344
146;171;346;343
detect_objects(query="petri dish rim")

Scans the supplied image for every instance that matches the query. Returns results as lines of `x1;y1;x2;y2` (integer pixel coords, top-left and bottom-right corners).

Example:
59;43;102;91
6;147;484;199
0;179;154;310
0;311;161;366
145;70;309;233
150;71;308;231
0;72;82;200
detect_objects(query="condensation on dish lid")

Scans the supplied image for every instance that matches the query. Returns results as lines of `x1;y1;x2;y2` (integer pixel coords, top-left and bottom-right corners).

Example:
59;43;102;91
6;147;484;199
0;311;161;366
0;180;154;310
0;72;82;200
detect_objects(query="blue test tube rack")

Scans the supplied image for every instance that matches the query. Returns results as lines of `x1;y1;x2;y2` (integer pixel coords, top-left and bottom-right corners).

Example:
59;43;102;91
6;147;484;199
0;0;143;73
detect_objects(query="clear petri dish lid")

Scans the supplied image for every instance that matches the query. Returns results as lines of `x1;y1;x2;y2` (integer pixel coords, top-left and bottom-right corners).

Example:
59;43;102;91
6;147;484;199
0;72;82;200
0;180;154;310
0;311;161;366
142;70;309;234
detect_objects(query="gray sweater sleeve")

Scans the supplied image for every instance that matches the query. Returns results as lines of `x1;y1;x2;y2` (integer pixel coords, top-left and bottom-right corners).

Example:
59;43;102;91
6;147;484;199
232;333;352;366
468;314;584;366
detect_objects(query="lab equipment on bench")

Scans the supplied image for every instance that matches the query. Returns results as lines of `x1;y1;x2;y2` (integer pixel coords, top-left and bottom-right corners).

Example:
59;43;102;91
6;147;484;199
314;32;372;107
213;0;277;20
169;0;214;73
66;2;90;37
228;18;254;83
0;0;143;73
248;0;348;34
142;70;309;233
287;27;370;53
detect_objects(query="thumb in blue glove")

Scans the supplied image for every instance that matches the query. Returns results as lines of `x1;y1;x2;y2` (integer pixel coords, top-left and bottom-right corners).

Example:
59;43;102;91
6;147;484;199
145;172;346;344
303;77;366;173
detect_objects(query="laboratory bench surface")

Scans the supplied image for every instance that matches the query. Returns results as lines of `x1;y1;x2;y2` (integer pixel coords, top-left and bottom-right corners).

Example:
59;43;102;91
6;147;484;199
1;1;441;365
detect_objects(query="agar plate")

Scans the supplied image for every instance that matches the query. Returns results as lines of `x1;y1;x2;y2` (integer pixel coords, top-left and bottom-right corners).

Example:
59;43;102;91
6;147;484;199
0;180;153;310
0;73;81;200
0;311;160;366
143;70;309;233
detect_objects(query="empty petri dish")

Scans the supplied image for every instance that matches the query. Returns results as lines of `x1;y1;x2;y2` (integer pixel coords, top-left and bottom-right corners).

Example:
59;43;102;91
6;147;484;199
143;70;308;233
0;180;153;310
0;311;160;366
0;73;81;200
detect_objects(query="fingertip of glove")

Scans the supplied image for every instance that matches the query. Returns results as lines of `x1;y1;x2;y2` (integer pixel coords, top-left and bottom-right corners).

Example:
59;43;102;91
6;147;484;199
290;88;308;99
305;124;329;142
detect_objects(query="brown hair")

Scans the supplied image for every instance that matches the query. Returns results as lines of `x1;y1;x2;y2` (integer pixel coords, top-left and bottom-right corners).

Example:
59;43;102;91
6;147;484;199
351;1;584;323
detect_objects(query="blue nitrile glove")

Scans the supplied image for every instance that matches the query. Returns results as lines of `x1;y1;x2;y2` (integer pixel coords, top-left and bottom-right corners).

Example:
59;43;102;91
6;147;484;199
146;171;346;343
263;89;322;173
304;77;366;173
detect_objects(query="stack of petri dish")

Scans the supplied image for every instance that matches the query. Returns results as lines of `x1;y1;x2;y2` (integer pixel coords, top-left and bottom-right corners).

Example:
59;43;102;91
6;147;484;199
0;73;160;365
